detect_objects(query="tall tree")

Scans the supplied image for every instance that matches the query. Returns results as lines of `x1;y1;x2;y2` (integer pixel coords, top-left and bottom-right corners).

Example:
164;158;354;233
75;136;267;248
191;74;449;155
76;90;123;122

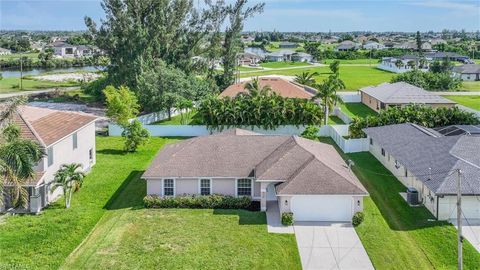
313;75;345;125
416;31;422;53
294;71;319;86
218;0;264;90
51;164;85;209
243;77;272;97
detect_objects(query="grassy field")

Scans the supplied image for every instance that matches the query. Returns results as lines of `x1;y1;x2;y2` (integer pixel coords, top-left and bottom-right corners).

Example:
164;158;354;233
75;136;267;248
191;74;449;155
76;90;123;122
339;103;377;118
0;76;80;93
322;59;380;65
0;52;39;60
445;95;480;110
237;66;261;71
0;137;180;269
260;61;311;69
241;66;395;91
153;110;203;125
328;115;345;124
459;81;480;91
31;89;98;105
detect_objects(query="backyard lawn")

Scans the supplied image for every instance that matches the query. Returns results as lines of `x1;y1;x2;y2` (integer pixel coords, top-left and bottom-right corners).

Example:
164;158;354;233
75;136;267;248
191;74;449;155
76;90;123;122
153;110;203;125
240;66;395;91
459;81;480;91
445;95;480;111
0;76;80;93
259;61;311;69
322;59;380;65
339;103;377;118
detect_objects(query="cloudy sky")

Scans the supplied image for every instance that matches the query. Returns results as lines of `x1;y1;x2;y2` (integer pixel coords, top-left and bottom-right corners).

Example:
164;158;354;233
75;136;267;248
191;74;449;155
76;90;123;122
0;0;479;32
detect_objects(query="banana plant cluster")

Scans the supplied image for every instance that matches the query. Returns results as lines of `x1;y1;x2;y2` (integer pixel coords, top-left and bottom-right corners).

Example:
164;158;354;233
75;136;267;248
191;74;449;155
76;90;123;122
349;104;480;138
197;93;323;131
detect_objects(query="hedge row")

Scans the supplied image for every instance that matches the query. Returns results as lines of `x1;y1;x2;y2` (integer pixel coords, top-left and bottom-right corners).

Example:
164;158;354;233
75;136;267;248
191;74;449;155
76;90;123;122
143;194;252;209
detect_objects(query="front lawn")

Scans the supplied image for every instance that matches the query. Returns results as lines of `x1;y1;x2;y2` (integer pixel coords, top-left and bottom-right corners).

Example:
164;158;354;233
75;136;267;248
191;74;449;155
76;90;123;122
323;59;379;65
339;103;377;118
445;95;480;111
0;76;80;93
459;81;480;92
346;151;480;269
260;61;311;69
0;137;180;269
153;110;203;125
61;177;300;269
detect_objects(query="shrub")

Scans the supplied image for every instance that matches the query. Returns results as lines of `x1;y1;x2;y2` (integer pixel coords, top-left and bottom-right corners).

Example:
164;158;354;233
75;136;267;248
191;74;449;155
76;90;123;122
352;211;365;227
122;120;150;152
301;125;320;140
281;212;294;226
391;70;461;91
143;194;252;209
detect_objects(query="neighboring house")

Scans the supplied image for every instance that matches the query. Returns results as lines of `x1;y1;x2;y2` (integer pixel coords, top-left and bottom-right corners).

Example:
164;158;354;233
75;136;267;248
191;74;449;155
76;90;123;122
383;41;397;48
1;106;97;213
291;52;313;62
75;45;93;57
0;47;12;55
220;77;315;99
452;64;480;81
143;129;368;222
394;41;432;51
265;50;295;62
278;42;299;49
356;35;368;44
237;52;262;66
430;38;447;45
425;52;472;63
362;41;385;50
335;41;359;51
364;123;480;220
360;82;456;112
377;55;429;73
51;42;94;58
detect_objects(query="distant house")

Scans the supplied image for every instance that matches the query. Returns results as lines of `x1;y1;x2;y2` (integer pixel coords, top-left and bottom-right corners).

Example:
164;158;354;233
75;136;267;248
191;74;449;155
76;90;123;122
452;64;480;81
1;106;97;213
362;41;385;50
356;35;368;44
278;42;299;49
425;52;472;64
220;77;315;99
430;38;447;45
291;52;313;62
335;41;359;51
51;42;94;58
237;52;262;66
360;82;456;112
0;47;12;55
364;123;480;220
265;50;295;62
377;55;429;73
383;41;397;48
394;41;432;51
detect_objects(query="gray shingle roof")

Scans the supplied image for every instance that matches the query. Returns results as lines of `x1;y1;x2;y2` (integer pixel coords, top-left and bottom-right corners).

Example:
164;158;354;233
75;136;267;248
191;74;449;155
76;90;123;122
453;64;480;74
360;82;456;105
143;129;367;196
363;123;480;195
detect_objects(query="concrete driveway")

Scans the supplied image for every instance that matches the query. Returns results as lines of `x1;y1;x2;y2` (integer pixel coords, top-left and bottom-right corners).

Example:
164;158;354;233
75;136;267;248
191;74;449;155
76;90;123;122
294;222;374;270
451;219;480;253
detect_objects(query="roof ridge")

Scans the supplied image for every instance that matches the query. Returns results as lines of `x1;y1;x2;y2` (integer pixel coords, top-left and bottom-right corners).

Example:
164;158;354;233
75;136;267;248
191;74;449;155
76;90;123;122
16;110;46;147
254;136;297;179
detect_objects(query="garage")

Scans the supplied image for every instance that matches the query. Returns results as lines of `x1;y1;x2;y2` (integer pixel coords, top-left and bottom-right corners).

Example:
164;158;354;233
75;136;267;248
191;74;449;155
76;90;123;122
290;195;353;222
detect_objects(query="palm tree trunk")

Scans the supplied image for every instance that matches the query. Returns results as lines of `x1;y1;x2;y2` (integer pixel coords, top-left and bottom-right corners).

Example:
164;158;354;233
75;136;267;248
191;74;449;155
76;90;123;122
324;106;329;125
66;188;72;209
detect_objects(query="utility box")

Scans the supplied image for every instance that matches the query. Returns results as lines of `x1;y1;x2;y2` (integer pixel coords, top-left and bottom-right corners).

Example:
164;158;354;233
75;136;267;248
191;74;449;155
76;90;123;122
407;187;419;205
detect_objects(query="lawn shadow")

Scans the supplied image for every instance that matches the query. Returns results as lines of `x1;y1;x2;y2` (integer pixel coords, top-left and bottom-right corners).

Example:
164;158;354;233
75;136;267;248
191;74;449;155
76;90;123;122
104;170;146;210
213;208;266;225
97;149;126;156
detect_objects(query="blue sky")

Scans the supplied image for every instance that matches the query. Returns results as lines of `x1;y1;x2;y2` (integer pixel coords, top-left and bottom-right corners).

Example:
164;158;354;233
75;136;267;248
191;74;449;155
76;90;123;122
0;0;479;32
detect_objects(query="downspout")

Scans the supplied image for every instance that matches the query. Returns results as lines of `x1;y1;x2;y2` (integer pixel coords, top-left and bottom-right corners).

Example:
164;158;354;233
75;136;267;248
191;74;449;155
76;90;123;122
436;195;440;220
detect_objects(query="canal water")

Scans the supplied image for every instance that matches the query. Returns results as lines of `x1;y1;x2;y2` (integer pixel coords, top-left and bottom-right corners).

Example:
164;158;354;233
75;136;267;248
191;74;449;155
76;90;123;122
0;66;105;78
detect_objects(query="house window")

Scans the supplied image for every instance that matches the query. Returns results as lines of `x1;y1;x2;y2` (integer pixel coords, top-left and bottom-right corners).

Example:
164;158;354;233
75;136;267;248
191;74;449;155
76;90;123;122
89;149;93;161
405;168;408;177
163;179;174;196
47;147;54;167
381;148;385;156
369;138;373;145
237;179;252;196
200;179;211;195
73;132;78;150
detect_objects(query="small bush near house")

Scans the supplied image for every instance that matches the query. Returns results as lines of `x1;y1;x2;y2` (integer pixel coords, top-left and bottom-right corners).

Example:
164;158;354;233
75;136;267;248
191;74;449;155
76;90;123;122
301;125;320;140
281;212;294;226
352;211;365;227
143;194;252;209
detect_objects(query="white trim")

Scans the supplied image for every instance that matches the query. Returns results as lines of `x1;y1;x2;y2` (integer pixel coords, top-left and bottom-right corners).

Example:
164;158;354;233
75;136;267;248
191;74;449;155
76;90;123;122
278;194;368;197
198;178;212;195
163;178;176;197
235;178;253;197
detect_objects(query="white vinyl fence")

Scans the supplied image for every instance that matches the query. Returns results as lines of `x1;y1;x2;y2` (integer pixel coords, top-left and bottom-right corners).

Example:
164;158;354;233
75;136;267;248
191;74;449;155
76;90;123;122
332;107;353;124
338;92;361;103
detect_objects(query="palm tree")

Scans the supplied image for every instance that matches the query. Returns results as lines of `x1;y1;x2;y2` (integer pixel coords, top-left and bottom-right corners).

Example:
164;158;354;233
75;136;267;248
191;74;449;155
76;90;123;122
51;163;85;209
312;75;345;125
243;77;272;97
294;71;319;86
0;96;43;209
395;60;404;69
407;60;416;69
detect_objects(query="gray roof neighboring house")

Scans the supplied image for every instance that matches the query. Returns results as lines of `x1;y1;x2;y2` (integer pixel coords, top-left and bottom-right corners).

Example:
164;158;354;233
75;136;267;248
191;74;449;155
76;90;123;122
363;123;480;195
143;130;368;196
360;82;456;105
0;47;11;53
453;64;480;74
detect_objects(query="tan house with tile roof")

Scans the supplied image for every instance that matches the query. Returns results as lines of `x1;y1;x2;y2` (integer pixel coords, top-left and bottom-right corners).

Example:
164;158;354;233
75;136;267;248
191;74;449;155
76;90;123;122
2;106;97;213
143;129;368;222
220;77;315;99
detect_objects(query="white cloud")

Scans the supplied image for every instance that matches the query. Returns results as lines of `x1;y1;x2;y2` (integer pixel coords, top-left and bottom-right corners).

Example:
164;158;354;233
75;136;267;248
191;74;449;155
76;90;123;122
407;0;479;13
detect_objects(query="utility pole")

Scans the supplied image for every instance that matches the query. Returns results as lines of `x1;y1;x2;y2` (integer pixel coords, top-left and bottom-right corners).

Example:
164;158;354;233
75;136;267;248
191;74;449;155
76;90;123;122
20;55;23;90
456;169;463;270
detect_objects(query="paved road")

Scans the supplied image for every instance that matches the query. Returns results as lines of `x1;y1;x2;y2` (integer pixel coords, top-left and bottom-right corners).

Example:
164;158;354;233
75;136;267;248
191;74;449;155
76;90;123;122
294;222;374;270
0;86;80;100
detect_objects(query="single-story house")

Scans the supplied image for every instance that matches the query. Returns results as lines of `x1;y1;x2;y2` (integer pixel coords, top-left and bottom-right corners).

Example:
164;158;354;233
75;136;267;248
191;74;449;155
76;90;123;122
377;55;429;73
425;52;472;64
265;50;295;62
364;123;480;220
1;106;97;213
51;42;95;58
143;129;368;222
360;82;456;112
394;41;432;51
279;42;299;49
237;52;262;66
362;41;385;50
220;77;316;99
452;64;480;81
0;47;12;55
291;52;313;62
335;41;359;51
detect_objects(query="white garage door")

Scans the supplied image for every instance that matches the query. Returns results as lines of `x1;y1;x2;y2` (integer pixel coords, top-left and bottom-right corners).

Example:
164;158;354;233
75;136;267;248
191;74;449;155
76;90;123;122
291;195;353;222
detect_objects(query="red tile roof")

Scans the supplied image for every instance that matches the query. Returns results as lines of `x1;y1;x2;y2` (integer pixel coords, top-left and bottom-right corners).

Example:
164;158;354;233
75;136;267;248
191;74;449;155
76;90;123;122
220;77;314;99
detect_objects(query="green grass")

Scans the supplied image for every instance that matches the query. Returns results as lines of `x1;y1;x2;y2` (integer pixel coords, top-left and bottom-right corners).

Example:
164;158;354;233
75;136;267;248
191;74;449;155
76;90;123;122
32;90;98;105
328;115;345;125
445;95;480;110
459;81;480;91
153;110;203;125
323;59;380;65
339;103;378;118
260;61;311;69
237;66;261;71
0;52;39;60
61;183;300;269
241;66;395;91
0;76;80;93
0;137;180;269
